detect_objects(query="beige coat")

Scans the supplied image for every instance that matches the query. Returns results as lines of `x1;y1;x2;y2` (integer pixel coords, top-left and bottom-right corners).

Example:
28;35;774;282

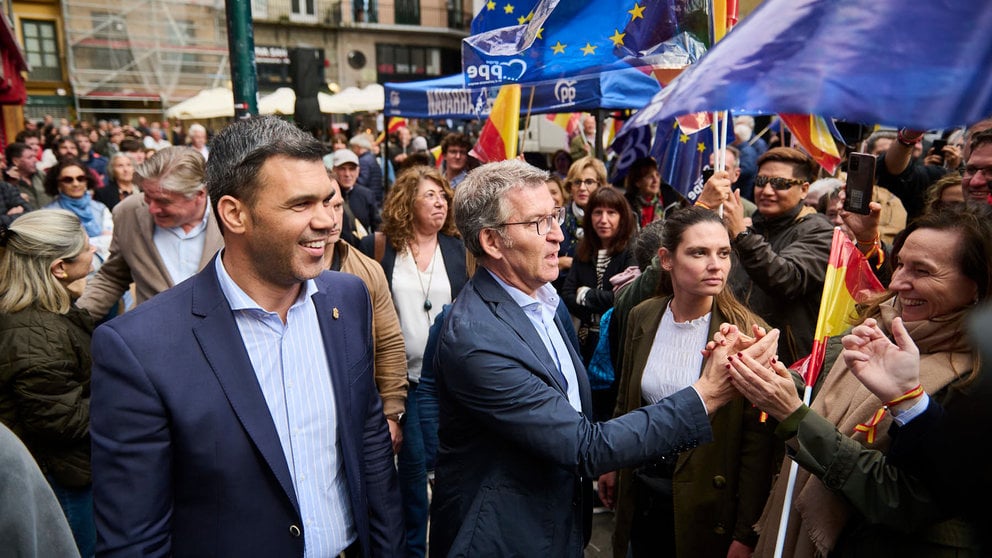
76;193;223;318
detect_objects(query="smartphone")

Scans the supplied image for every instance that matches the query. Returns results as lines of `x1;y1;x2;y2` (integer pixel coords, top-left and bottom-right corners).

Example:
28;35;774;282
844;152;876;215
930;139;947;161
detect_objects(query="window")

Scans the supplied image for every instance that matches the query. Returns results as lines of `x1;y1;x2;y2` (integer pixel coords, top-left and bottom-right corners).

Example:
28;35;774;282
291;0;317;23
353;0;378;23
252;0;268;19
395;0;419;25
21;20;61;82
376;44;452;82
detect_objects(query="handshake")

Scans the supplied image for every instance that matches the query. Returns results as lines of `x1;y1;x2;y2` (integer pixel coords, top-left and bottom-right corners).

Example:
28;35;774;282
692;324;799;419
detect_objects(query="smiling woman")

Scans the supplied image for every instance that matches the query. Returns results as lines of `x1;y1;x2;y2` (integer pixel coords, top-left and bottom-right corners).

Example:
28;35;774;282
43;158;113;269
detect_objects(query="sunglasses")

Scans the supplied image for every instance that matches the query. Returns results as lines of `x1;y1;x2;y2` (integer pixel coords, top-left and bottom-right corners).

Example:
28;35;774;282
59;175;88;184
754;175;805;190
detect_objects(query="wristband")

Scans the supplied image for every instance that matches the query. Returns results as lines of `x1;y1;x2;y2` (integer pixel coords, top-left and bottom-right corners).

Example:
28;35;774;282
897;129;924;147
853;384;924;443
694;200;713;210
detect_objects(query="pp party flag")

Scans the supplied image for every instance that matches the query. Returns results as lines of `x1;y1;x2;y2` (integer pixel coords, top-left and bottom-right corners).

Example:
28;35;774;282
779;114;843;175
462;0;710;87
470;83;522;163
608;118;654;183
650;113;733;202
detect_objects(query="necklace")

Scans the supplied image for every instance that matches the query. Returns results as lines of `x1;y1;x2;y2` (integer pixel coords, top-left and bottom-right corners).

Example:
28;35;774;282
411;239;438;312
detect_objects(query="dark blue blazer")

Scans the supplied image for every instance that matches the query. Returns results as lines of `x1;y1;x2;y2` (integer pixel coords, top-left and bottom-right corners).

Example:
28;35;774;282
90;256;403;557
428;268;713;557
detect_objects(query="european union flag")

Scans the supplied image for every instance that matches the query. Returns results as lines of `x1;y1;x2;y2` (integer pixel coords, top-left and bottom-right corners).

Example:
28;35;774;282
471;0;541;35
652;116;734;202
463;0;709;87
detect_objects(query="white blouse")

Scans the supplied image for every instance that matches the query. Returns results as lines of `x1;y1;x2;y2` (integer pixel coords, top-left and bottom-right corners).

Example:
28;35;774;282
640;303;712;404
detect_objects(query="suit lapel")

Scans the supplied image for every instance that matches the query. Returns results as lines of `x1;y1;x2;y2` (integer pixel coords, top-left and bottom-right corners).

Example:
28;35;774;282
190;261;300;513
136;204;176;288
310;282;354;457
476;269;570;395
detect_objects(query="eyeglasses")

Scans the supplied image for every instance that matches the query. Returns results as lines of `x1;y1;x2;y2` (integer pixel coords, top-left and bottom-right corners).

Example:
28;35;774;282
59;175;87;184
754;175;805;190
497;206;566;236
572;178;601;189
419;190;450;204
963;165;992;180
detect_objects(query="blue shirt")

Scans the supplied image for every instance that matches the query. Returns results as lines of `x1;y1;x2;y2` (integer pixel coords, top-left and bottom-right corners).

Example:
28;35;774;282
215;256;356;557
153;203;210;285
490;273;582;412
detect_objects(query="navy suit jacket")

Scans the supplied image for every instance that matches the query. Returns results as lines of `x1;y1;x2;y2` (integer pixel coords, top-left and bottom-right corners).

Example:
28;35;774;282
429;268;713;557
90;256;403;557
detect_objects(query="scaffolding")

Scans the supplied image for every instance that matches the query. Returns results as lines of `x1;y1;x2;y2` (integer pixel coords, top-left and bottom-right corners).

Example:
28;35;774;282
62;0;231;117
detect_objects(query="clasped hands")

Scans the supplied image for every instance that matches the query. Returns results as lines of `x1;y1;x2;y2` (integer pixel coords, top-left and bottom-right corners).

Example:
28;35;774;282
695;323;781;416
700;323;802;421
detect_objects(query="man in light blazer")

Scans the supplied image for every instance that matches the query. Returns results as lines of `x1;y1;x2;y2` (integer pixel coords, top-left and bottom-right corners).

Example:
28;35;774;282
76;146;223;319
90;116;403;557
430;160;778;556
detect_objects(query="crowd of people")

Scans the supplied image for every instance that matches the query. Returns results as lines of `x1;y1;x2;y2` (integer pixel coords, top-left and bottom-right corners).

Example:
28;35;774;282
1;108;991;558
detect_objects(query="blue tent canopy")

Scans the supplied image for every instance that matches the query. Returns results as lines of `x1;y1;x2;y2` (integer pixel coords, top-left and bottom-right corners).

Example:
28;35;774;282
384;66;661;119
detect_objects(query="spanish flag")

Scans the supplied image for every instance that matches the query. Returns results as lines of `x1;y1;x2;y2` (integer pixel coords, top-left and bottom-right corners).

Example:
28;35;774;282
799;227;885;388
779;113;843;175
387;117;407;134
546;112;580;136
470;84;521;163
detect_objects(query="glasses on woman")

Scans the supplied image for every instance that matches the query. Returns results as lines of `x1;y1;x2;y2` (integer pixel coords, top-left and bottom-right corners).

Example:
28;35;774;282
498;206;566;236
59;175;87;184
754;175;805;190
572;178;600;189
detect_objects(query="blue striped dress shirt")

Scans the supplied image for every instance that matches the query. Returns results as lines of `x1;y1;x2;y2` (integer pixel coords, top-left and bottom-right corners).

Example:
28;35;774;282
215;256;355;557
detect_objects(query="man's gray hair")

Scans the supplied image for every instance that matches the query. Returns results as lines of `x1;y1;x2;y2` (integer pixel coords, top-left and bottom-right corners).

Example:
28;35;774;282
205;116;324;222
454;159;549;258
135;146;206;198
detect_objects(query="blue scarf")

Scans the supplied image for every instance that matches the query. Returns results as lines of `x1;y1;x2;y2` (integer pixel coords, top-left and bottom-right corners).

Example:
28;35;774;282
57;192;102;237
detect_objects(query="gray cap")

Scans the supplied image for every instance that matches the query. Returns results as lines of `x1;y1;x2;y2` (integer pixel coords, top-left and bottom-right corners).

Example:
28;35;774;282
329;148;359;168
348;134;373;150
411;136;429;152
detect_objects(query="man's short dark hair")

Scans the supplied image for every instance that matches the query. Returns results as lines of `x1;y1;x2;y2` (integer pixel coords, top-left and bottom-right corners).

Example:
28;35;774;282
969;128;992;153
756;147;817;182
4;142;30;165
205;116;325;227
440;132;472;154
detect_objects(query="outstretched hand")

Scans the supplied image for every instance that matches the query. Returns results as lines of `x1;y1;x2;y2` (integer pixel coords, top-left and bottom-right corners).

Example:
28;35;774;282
841;317;920;403
726;351;801;421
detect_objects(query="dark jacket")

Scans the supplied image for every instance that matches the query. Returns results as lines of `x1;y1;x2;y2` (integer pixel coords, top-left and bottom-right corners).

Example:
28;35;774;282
340;185;380;247
359;232;468;299
356;151;384;206
0;305;93;487
728;204;833;365
0;180;32;225
562;247;636;361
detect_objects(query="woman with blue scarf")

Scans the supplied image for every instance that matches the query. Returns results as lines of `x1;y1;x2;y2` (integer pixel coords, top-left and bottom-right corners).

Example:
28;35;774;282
43;158;112;274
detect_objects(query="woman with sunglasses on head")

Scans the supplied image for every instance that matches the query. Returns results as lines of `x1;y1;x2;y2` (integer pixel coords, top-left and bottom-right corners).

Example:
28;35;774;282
599;206;777;558
562;187;637;421
43;158;113;275
0;209;99;557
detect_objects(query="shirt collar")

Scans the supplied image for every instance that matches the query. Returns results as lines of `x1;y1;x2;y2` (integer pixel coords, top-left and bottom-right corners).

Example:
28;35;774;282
489;270;560;324
214;250;319;313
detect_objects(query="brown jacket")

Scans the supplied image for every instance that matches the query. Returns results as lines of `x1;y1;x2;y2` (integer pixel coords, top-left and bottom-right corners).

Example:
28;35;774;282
334;240;408;417
76;192;223;318
612;296;778;557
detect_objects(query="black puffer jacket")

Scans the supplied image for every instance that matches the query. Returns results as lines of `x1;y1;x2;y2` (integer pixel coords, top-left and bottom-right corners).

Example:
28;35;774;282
0;305;93;487
728;204;834;365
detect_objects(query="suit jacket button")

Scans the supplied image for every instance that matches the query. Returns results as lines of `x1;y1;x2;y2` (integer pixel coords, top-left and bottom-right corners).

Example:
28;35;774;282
289;525;302;537
712;475;727;489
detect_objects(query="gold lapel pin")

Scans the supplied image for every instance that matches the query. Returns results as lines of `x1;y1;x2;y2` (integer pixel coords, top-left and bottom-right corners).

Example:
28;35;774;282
332;308;340;319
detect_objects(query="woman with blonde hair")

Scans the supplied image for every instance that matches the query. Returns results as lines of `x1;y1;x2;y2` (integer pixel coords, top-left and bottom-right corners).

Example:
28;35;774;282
0;209;98;557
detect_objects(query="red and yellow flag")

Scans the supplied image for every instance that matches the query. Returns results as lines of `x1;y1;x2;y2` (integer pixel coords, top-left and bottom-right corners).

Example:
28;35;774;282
779;113;843;174
799;228;885;387
546;112;581;136
387;117;408;134
470;84;521;163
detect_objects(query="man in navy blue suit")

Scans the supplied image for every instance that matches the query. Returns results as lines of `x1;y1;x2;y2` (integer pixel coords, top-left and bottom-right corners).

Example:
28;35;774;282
429;160;778;556
90;116;403;557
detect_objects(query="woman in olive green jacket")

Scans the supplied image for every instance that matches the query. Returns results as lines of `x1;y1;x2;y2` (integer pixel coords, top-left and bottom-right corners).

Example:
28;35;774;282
599;207;779;557
0;210;97;557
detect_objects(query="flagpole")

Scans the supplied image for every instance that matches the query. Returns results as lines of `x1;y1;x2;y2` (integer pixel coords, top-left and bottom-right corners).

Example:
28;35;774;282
520;86;537;158
773;386;812;558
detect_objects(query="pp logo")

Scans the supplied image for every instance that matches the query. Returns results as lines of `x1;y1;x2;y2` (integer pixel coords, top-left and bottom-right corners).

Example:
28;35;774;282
389;91;401;107
554;79;577;105
465;60;528;83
